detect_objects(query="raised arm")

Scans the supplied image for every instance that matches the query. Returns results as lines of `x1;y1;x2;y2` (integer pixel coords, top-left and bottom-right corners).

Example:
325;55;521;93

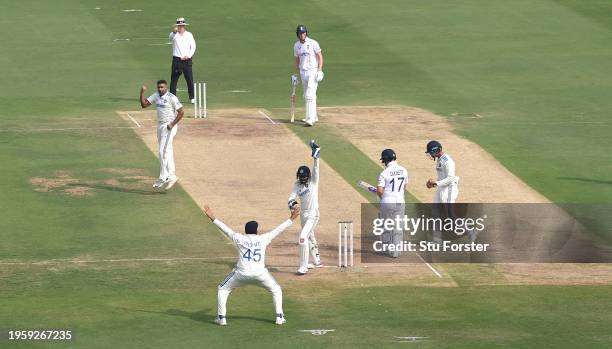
202;205;236;240
266;207;300;241
310;140;320;185
140;85;151;108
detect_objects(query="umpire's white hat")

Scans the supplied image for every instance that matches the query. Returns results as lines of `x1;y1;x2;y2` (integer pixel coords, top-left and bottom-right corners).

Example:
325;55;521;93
176;17;189;26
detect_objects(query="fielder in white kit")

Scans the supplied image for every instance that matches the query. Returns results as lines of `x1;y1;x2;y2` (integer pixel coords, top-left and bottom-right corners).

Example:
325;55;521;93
425;140;459;203
140;80;184;190
288;140;323;275
377;149;408;258
202;205;300;326
293;25;324;126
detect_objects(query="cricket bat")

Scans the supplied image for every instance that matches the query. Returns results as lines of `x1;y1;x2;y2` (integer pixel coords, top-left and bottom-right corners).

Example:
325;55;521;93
290;74;298;123
357;180;377;194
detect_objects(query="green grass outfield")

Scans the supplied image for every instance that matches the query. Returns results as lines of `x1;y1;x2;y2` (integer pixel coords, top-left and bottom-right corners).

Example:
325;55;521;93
1;0;612;348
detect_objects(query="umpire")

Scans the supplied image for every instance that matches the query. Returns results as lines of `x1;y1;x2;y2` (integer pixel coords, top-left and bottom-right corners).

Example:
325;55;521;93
169;17;197;103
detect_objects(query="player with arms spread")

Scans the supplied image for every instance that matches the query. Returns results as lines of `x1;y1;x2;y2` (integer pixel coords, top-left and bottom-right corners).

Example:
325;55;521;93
202;205;300;326
288;140;323;275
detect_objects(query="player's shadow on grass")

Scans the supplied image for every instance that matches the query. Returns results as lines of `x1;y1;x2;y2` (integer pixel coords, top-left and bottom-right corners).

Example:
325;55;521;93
66;182;164;195
125;307;271;325
558;177;612;185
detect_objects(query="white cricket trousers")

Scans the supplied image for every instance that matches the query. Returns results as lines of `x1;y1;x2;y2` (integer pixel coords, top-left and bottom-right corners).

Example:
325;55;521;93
217;269;283;317
298;212;321;269
379;203;406;258
300;68;319;124
157;123;178;181
434;185;459;204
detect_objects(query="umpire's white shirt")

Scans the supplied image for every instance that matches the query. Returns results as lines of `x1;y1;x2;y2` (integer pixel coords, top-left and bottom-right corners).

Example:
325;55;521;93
213;219;293;276
147;92;182;125
378;161;408;203
169;30;196;58
294;37;321;71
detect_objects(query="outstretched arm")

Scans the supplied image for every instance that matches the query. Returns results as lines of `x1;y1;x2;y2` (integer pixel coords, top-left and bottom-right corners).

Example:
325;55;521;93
202;205;236;240
140;85;151;108
267;207;300;241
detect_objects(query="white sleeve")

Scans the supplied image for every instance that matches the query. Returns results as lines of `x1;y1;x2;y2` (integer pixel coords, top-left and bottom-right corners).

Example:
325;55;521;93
264;219;293;242
169;32;176;40
288;183;299;203
188;33;196;58
293;43;298;57
172;95;183;111
311;158;320;185
147;94;157;104
213;219;238;242
436;160;457;187
313;40;321;53
377;172;386;187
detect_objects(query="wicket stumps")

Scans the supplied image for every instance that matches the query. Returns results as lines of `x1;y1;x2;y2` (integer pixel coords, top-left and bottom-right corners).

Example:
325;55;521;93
193;81;207;118
338;221;354;268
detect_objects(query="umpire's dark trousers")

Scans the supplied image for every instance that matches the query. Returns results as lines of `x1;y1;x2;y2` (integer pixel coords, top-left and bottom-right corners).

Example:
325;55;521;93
170;56;194;99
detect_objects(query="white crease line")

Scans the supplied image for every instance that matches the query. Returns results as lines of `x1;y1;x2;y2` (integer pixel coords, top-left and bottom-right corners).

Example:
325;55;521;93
126;113;141;128
0;126;139;133
258;110;276;125
0;257;236;266
414;253;443;278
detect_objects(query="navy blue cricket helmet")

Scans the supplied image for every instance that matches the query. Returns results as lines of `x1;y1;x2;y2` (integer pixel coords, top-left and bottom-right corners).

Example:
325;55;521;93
380;149;396;165
426;140;442;155
296;24;308;37
296;165;311;184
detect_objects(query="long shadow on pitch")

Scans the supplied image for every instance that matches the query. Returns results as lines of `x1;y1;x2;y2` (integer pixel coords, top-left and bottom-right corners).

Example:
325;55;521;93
66;182;164;195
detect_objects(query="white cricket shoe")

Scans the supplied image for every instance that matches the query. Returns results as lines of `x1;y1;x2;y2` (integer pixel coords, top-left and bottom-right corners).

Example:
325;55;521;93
165;177;179;190
304;121;314;127
152;179;166;189
307;262;324;269
297;266;308;275
190;98;195;104
275;314;286;325
215;316;227;326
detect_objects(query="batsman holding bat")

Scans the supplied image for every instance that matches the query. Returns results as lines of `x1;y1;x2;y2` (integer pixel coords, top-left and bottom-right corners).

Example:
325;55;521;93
288;140;323;275
377;149;408;258
293;25;324;126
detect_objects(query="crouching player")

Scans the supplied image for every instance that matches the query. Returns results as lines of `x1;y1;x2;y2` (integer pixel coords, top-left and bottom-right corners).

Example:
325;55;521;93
202;205;300;326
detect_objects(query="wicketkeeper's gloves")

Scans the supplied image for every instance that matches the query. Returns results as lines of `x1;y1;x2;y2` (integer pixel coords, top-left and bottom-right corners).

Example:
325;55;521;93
310;140;320;159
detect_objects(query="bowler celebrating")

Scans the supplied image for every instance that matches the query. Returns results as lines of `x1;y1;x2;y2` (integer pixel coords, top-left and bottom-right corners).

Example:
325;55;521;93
202;205;299;326
293;25;324;126
288;140;323;275
140;80;184;190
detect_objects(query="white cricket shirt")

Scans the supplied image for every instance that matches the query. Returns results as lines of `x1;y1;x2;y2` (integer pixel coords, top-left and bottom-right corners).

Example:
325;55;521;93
294;37;321;71
288;158;320;214
436;153;459;187
147;92;182;125
378;161;408;203
213;219;293;276
169;30;196;58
